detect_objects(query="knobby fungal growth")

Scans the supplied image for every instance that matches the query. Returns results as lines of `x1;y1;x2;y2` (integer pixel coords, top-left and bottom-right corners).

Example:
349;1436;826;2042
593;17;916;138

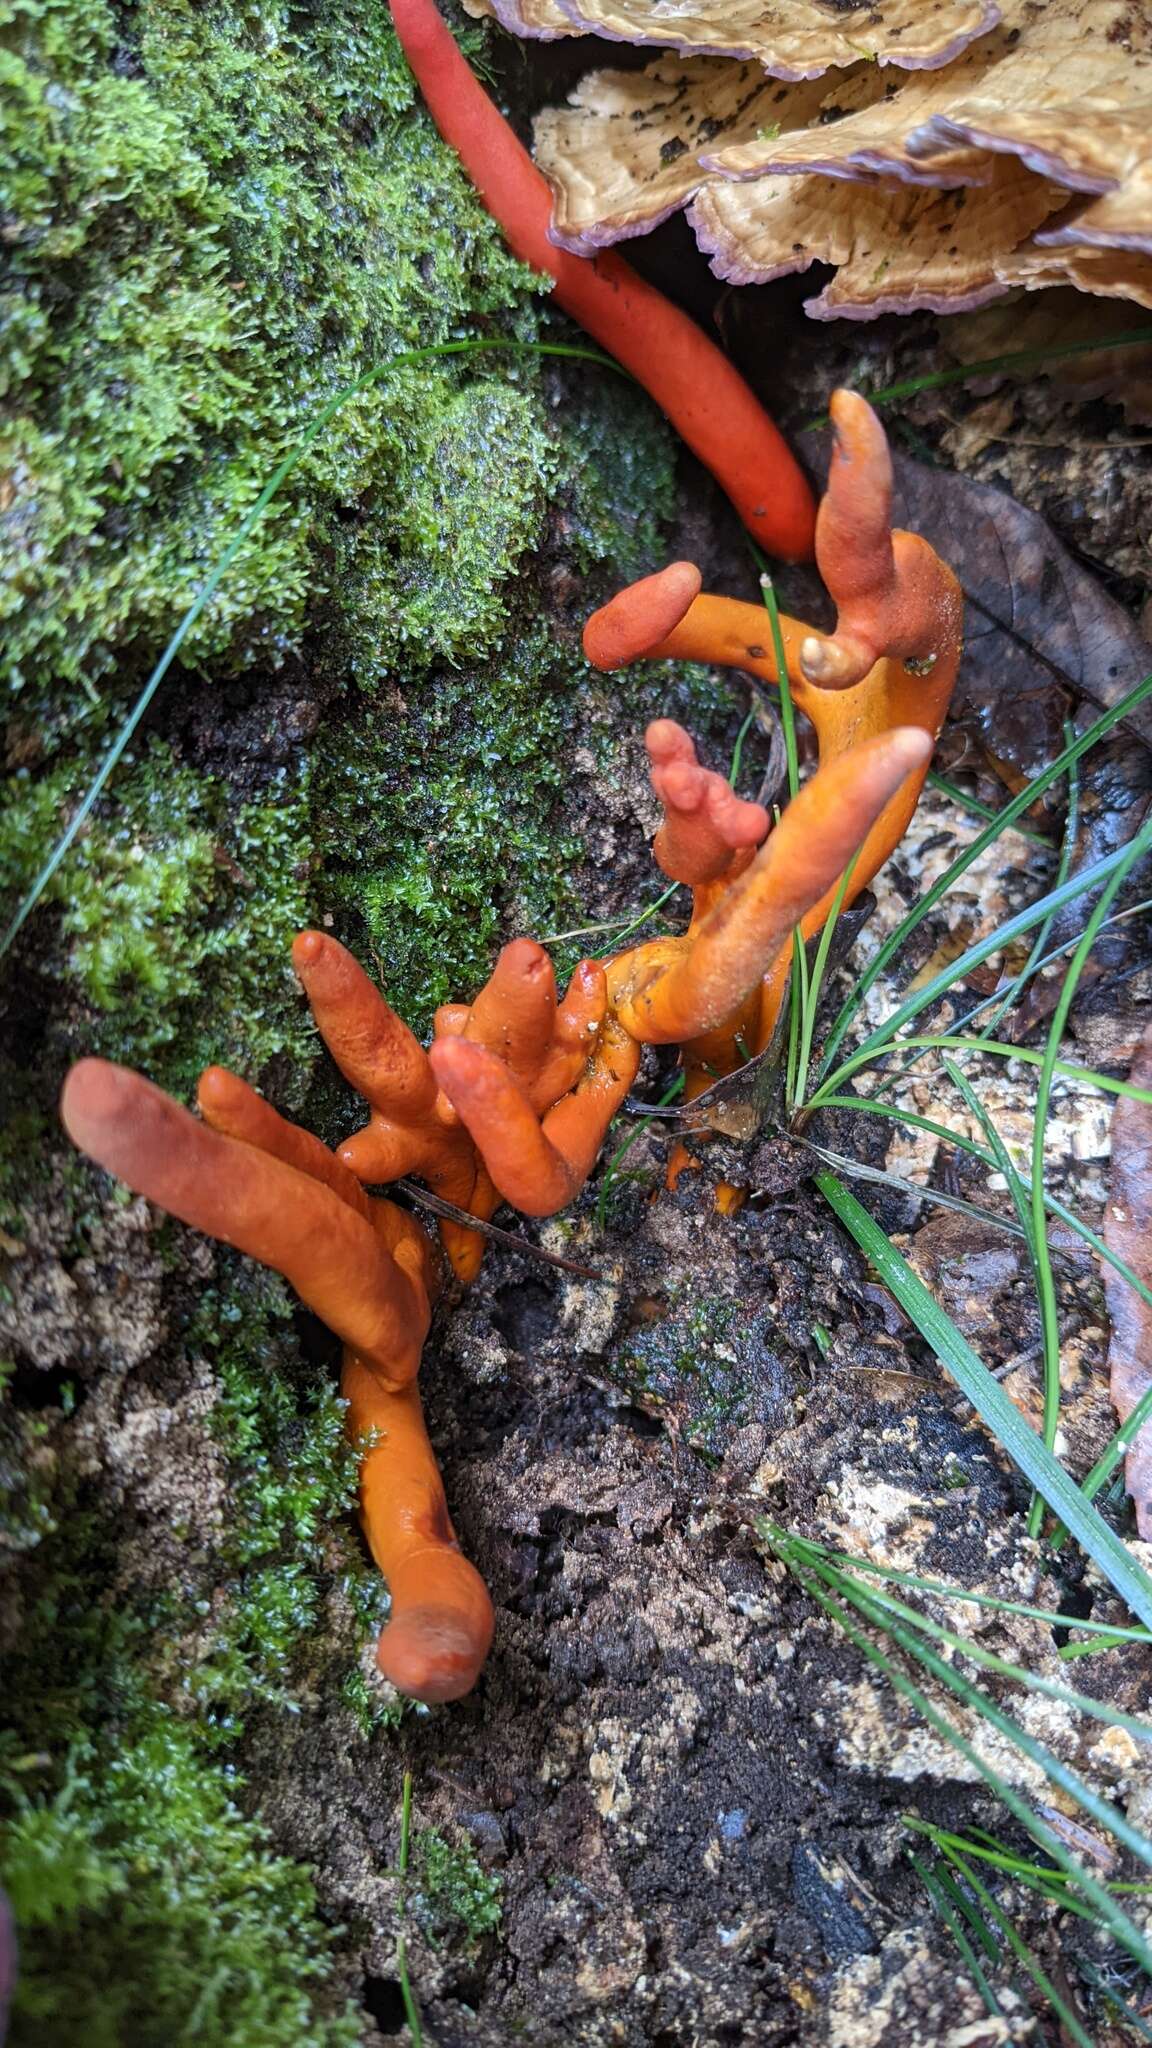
61;391;958;1704
584;388;963;1053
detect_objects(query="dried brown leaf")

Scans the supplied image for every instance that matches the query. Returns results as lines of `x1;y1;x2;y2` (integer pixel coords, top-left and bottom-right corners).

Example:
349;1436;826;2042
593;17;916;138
884;440;1152;767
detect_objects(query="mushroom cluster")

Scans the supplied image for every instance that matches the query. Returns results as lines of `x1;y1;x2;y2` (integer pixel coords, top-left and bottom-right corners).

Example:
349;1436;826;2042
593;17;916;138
507;0;1152;318
61;393;958;1706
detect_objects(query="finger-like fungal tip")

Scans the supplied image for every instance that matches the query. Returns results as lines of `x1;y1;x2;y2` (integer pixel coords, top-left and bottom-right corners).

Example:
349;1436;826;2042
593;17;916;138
428;1037;498;1100
196;1064;243;1114
292;929;326;969
888;724;935;773
376;1608;491;1705
660;759;708;812
60;1057;131;1148
644;718;697;766
583;564;702;671
496;936;550;980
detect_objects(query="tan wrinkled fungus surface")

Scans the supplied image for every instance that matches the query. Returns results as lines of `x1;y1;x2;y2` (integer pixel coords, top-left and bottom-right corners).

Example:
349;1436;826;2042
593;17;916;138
529;0;1152;316
543;0;1000;78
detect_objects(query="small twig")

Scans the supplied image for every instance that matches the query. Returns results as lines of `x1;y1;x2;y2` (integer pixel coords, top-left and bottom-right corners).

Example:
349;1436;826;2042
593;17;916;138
394;1179;605;1280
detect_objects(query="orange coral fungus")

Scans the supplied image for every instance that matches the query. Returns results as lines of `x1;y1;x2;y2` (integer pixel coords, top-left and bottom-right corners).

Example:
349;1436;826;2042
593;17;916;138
431;726;931;1202
584;389;963;1049
62;1058;431;1388
60;1057;491;1702
292;929;605;1284
608;727;931;1049
59;412;960;1703
343;1359;494;1703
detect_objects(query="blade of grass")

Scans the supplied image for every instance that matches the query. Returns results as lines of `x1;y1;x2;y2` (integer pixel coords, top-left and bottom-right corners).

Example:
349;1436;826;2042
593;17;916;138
909;1852;1003;2015
800;1138;1034;1240
926;771;1051;848
542;880;679;947
928;1859;1007;1972
0;336;625;963
906;1823;1109;1929
783;1533;1152;1746
755;570;800;801
811;810;1152;1110
728;706;758;789
971;721;1080;1048
1027;844;1142;1533
397;1769;423;2048
595;1072;684;1231
795;1544;1152;1649
942;1056;1036;1248
814;1027;1152;1116
813;1092;1152;1329
937;1845;1095;2048
800;328;1152;430
782;1551;1152;1943
812;1171;1152;1632
814;673;1152;1085
768;1534;1152;1970
1053;1382;1152;1567
793;852;860;1113
785;927;807;1115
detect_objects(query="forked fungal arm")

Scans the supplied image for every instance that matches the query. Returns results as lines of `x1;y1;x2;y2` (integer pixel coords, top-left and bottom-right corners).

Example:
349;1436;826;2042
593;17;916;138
59;389;961;1707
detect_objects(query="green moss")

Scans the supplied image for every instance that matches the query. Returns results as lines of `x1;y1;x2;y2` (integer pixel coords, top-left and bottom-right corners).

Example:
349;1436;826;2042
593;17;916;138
155;1260;382;1737
414;1825;503;1946
613;1290;761;1456
312;373;678;1028
1;741;314;1089
2;0;697;2030
0;1244;376;2038
3;0;543;719
0;1371;57;1559
1;1734;361;2048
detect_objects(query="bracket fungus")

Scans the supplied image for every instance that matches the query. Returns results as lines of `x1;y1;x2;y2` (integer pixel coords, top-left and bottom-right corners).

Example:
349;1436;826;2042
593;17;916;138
528;0;1152;316
60;389;956;1705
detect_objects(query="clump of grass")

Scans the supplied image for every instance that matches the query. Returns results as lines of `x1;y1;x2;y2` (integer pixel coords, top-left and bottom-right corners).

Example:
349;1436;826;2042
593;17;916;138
762;1527;1152;2034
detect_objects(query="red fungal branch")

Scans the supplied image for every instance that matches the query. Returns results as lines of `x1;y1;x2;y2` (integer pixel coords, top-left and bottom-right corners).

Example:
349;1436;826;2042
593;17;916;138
60;389;960;1706
387;0;815;564
61;1058;490;1702
294;929;611;1277
584;389;964;1050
